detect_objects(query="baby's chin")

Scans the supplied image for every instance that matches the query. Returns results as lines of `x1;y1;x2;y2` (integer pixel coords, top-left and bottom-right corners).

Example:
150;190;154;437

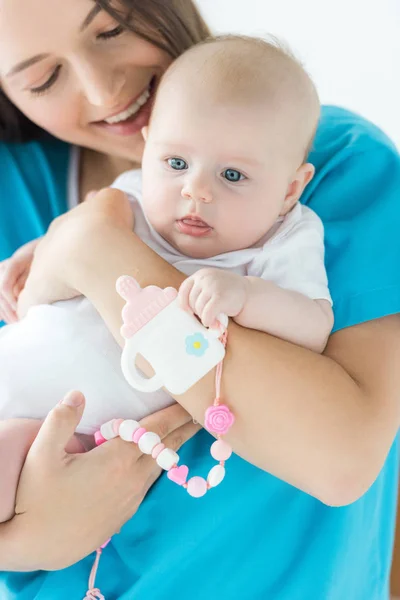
168;231;224;260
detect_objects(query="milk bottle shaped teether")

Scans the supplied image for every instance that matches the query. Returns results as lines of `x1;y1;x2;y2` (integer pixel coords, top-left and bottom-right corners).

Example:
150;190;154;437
116;276;228;395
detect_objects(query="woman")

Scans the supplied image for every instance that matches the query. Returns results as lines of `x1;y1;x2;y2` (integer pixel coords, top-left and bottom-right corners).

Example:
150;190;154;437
0;0;399;598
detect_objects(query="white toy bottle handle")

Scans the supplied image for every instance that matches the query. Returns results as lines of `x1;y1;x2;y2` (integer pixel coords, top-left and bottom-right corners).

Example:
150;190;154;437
121;346;164;392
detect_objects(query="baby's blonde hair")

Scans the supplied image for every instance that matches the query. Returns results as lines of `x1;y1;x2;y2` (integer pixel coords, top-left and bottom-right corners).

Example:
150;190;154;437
153;34;320;161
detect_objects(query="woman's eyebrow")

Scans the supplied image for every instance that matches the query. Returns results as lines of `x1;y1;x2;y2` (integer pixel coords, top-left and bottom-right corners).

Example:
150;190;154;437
80;4;102;32
6;4;102;78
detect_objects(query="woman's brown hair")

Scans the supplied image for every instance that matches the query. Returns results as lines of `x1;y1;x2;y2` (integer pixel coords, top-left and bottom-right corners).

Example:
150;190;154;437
0;0;210;143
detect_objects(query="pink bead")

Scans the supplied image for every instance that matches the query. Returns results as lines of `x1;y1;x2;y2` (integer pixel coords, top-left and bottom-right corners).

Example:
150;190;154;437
94;431;106;446
113;418;124;434
152;442;165;459
186;476;208;498
132;427;147;444
210;439;232;461
205;404;235;435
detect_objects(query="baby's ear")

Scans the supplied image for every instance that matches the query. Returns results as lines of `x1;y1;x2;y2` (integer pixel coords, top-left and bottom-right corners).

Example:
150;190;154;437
141;126;149;141
280;163;315;216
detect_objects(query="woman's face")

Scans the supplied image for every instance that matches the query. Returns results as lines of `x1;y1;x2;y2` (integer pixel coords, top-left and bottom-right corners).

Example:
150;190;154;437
0;0;172;162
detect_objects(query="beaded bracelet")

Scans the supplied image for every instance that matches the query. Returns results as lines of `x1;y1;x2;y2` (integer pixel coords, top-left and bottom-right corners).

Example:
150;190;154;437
94;329;233;496
84;329;233;598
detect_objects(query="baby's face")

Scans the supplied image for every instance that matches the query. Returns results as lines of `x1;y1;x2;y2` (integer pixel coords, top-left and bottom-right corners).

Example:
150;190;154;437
142;93;298;259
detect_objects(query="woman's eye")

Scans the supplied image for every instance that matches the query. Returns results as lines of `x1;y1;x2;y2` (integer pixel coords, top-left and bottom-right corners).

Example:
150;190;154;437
30;65;62;96
97;25;125;41
223;169;245;183
167;158;188;171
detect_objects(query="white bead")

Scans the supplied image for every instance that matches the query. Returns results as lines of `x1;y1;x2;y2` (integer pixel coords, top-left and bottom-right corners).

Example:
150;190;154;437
100;420;118;441
119;419;140;442
138;432;161;454
156;448;179;471
207;465;226;488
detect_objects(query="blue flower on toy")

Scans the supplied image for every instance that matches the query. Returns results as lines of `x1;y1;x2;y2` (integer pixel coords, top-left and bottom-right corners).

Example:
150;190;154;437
186;333;209;357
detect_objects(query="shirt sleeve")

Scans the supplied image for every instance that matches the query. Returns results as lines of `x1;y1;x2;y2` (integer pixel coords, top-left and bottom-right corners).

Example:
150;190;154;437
305;114;400;332
248;206;332;304
0;136;70;261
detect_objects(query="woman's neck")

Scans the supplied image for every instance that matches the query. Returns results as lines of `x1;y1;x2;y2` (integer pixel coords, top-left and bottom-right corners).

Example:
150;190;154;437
79;148;138;203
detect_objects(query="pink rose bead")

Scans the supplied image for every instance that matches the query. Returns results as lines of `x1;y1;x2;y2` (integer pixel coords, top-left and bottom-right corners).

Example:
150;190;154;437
204;404;235;435
133;427;147;444
210;439;232;461
186;476;208;498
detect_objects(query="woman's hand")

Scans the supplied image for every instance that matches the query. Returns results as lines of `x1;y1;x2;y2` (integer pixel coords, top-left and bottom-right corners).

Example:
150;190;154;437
18;189;134;318
4;391;199;572
0;238;41;323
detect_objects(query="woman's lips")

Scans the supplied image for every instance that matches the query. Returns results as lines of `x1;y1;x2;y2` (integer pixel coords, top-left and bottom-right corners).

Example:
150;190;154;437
176;218;213;237
93;78;156;137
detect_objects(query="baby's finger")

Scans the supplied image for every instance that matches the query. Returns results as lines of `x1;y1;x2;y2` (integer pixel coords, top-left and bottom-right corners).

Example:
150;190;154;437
201;298;220;328
188;282;202;316
178;278;194;313
194;290;212;325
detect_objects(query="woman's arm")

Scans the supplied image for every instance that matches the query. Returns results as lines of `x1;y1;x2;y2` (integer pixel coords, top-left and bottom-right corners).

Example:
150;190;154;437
19;189;400;507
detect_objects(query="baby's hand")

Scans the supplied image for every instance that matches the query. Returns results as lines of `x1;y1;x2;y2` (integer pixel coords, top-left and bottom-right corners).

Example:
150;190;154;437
178;268;248;328
0;238;41;324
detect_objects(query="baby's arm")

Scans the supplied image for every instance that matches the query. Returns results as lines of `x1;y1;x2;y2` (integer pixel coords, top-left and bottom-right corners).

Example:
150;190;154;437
179;269;333;353
235;278;333;353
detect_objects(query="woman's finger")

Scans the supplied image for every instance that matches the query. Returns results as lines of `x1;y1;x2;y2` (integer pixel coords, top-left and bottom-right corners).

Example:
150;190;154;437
138;420;201;490
0;296;18;324
27;390;86;466
140;402;194;441
13;269;29;298
100;403;196;466
2;258;27;308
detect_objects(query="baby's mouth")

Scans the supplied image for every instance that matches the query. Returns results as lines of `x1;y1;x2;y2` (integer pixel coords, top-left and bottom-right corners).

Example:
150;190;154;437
176;216;213;238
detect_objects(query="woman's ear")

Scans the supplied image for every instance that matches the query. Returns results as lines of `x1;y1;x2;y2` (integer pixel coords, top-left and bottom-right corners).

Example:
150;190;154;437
280;163;315;216
141;126;149;141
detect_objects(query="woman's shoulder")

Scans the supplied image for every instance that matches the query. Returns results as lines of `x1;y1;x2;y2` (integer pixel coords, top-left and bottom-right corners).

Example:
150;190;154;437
313;105;398;162
0;135;72;258
306;107;400;332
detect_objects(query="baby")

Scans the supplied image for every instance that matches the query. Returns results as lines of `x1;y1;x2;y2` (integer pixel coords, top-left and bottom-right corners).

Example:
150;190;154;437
0;35;333;521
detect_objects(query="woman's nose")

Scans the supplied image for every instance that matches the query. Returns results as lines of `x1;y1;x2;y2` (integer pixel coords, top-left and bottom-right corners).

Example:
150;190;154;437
76;58;126;108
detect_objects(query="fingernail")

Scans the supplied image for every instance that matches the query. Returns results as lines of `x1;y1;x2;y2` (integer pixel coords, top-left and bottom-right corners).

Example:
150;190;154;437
61;390;83;407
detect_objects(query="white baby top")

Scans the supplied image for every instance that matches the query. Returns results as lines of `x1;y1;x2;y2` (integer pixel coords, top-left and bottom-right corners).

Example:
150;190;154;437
112;169;332;302
0;168;331;435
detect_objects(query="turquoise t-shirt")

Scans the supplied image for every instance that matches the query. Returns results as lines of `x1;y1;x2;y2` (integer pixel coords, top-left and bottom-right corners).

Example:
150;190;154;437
0;107;399;599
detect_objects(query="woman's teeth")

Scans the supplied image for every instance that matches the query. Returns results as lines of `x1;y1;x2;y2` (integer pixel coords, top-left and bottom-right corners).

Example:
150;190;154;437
104;87;151;124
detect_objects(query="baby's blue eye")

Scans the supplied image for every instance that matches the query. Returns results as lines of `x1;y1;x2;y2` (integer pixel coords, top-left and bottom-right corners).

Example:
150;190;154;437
168;158;188;170
223;169;244;182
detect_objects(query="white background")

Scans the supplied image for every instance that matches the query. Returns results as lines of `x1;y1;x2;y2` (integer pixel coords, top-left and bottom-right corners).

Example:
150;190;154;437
196;0;400;149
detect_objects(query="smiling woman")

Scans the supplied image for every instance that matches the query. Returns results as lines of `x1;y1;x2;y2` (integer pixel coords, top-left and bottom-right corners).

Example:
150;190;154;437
0;0;209;155
0;1;400;599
